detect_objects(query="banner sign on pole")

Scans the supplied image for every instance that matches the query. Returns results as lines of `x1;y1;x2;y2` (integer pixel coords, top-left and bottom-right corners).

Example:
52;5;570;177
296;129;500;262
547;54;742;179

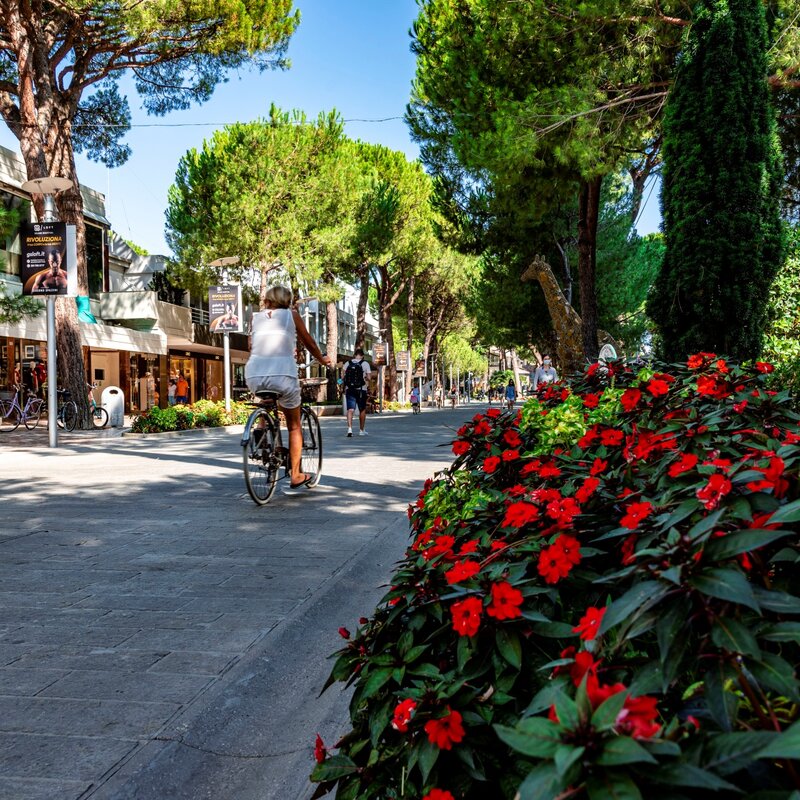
395;350;410;371
208;284;243;333
20;222;77;296
372;343;387;367
413;358;427;377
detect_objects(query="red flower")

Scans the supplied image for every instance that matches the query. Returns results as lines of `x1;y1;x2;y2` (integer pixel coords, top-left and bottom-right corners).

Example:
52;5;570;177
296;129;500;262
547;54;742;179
572;606;607;640
502;501;539;528
621;533;638;565
502;448;520;462
459;539;480;555
696;473;732;510
590;457;608;476
578;427;599;449
486;581;524;620
554;534;582;565
531;487;561;505
539;460;561;478
621;501;654;530
452;440;470;456
570;650;600;685
445;560;481;585
425;708;465;750
715;359;729;374
575;476;600;504
583;393;600;409
537;545;573;584
503;430;522;447
668;452;698;478
486;408;501;419
733;400;749;414
586;673;626;709
546;497;582;528
687;354;705;369
314;733;327;763
338;627;350;639
423;790;455;800
620;388;642;412
474;419;491;435
755;361;774;374
647;378;670;397
425;535;455;559
600;429;624;447
451;596;483;637
617;695;661;739
482;456;501;474
391;698;417;733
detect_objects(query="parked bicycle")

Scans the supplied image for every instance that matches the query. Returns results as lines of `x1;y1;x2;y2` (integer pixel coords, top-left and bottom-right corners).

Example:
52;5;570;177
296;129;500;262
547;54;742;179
53;389;79;431
240;390;323;505
0;385;44;432
87;383;109;428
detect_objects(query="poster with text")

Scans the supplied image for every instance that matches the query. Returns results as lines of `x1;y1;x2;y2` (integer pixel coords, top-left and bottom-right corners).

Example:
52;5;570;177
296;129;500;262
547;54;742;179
208;284;243;333
20;222;77;296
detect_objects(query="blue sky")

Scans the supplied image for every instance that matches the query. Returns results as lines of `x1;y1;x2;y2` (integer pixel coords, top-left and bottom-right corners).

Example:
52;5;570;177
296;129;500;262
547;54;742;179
0;0;660;255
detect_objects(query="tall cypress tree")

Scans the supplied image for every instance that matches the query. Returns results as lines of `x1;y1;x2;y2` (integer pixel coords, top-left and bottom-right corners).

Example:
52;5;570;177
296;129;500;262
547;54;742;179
648;0;784;360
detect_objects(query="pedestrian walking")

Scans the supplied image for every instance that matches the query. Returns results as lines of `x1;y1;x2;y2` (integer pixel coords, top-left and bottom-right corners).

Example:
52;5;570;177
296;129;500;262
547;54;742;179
175;372;189;404
342;348;371;437
532;356;558;391
505;379;517;410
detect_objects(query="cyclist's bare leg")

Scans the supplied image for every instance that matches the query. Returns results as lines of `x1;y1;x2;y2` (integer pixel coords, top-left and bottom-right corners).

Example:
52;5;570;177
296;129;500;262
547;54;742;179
282;405;308;486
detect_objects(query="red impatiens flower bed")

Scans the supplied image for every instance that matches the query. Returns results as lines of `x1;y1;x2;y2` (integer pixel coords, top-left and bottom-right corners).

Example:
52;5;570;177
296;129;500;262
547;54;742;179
312;355;800;800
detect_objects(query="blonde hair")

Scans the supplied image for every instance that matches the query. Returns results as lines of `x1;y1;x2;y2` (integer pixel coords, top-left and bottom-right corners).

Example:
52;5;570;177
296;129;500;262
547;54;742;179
264;285;293;309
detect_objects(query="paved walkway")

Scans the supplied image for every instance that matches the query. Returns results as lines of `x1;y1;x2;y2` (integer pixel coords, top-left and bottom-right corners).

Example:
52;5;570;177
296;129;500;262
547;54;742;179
0;406;476;800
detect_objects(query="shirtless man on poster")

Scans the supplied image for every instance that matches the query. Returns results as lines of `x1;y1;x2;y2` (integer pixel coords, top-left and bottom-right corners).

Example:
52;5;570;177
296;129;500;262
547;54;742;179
31;251;68;292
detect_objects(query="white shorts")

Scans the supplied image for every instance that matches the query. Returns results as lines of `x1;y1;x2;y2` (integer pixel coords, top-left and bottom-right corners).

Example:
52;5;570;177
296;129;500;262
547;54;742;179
246;375;301;409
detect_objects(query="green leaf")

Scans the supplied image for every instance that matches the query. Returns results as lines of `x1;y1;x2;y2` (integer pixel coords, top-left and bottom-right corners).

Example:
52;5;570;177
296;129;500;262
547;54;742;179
532;621;575;638
705;529;793;561
409;663;442;679
403;645;428;664
597;736;657;767
370;699;392;746
494;718;562;758
525;677;570;716
360;666;394;701
689;568;760;612
591;690;629;731
653;763;741;792
687;508;726;541
496;628;522;670
586;772;643;800
600;581;669;634
768;498;800;525
756;720;800;759
752;586;800;613
457;634;471;671
310;754;359;782
516;763;562;800
553;691;580;730
704;662;737;732
711;617;762;659
748;653;800;703
554;743;584;777
657;596;691;673
417;736;439;783
761;622;800;643
704;731;779;775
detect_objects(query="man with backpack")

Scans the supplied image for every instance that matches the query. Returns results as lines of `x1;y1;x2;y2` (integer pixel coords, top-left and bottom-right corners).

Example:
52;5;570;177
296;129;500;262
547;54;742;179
342;348;371;437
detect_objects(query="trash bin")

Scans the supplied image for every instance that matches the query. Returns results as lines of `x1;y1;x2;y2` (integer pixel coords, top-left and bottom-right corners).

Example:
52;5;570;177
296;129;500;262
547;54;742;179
101;386;125;428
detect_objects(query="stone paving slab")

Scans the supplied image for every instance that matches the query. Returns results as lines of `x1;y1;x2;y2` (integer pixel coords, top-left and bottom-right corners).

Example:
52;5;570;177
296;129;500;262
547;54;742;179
0;406;474;798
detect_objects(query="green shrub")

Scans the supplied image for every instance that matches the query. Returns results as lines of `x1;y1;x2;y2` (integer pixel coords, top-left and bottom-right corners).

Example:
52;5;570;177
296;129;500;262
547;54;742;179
313;355;800;800
130;399;253;433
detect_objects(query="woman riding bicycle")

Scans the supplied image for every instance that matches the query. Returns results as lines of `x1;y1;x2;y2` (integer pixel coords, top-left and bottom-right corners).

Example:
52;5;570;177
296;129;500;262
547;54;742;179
245;285;331;495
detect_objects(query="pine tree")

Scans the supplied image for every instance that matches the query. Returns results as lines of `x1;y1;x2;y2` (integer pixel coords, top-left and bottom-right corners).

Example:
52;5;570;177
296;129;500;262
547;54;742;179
648;0;785;360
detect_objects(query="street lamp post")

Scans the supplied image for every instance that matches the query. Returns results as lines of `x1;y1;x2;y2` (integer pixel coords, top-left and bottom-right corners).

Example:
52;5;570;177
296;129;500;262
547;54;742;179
21;176;73;449
209;256;240;413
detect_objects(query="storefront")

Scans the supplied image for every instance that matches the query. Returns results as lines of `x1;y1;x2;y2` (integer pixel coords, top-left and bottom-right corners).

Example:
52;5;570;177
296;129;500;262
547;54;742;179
167;347;247;405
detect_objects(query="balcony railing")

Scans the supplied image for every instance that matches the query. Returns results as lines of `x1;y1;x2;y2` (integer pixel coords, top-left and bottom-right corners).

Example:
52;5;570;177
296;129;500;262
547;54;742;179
191;307;209;325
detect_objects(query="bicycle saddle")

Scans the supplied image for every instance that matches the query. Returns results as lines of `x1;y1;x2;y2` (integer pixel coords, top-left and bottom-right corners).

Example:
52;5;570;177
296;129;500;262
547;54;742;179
255;390;280;401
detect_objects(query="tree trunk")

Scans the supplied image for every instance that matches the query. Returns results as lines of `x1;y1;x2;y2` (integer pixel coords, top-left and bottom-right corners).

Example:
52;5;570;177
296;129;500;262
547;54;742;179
577;176;602;361
325;300;338;401
405;275;414;400
354;267;369;352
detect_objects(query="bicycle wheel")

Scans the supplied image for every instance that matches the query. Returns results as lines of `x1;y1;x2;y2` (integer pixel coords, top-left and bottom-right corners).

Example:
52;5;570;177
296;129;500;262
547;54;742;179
92;406;109;429
242;409;279;505
23;398;43;430
0;400;20;433
300;407;323;487
62;400;78;432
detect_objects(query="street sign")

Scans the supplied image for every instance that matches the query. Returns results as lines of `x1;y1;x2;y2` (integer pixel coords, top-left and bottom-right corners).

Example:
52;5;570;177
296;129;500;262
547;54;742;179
20;221;77;297
373;343;387;366
414;357;426;377
395;350;410;371
208;284;243;333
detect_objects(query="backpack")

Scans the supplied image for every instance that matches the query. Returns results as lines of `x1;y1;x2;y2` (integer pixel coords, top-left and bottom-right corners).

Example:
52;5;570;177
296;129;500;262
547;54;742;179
344;360;364;391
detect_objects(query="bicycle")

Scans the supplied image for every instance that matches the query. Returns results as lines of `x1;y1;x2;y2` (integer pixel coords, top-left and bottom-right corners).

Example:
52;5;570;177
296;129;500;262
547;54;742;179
53;389;79;431
87;383;109;428
240;391;323;505
0;386;44;432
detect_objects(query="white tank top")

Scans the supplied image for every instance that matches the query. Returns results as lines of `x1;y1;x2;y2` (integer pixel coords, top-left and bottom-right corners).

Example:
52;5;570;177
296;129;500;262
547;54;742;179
245;308;298;379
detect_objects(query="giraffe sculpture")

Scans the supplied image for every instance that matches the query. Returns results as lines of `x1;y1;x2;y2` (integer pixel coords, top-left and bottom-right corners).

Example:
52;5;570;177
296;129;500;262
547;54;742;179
521;254;608;375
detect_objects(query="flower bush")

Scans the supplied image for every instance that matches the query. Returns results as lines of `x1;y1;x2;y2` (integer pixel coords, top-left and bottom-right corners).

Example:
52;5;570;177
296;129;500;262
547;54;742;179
311;355;800;800
130;399;250;433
